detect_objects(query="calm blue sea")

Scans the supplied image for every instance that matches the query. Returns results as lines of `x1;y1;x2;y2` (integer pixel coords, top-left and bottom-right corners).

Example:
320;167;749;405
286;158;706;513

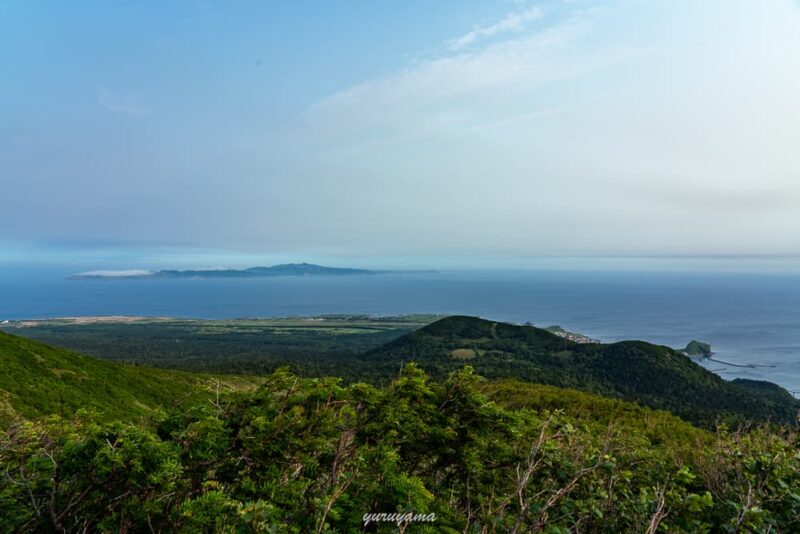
2;267;800;393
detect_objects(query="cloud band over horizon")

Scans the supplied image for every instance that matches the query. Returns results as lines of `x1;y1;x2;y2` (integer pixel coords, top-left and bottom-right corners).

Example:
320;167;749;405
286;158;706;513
2;0;799;261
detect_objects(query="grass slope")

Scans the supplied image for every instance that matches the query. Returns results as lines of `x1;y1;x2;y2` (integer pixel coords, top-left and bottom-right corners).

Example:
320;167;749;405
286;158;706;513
483;379;710;451
363;316;800;427
0;331;258;425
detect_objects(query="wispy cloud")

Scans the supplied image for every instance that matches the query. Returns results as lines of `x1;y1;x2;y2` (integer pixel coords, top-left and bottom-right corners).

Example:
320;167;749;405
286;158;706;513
447;7;545;50
300;10;631;142
98;86;148;115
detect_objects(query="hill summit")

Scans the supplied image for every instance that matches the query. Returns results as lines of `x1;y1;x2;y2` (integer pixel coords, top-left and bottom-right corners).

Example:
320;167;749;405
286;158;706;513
363;316;800;426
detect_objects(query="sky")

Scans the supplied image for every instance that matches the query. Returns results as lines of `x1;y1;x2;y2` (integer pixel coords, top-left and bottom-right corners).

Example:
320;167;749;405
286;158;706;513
2;0;800;270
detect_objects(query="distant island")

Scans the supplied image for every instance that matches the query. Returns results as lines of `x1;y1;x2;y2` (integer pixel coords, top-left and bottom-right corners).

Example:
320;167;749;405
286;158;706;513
69;263;433;280
679;340;714;357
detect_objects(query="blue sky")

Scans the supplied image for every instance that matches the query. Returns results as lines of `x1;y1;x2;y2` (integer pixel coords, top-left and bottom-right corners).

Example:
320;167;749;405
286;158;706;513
2;0;800;270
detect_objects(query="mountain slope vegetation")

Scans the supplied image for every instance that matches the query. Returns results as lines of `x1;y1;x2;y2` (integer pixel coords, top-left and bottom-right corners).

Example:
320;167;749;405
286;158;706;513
0;331;259;424
6;315;798;428
3;325;800;531
3;364;800;532
360;316;800;427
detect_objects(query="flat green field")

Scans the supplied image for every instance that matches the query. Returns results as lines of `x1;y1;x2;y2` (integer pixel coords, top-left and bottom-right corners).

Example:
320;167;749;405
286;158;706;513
0;315;441;377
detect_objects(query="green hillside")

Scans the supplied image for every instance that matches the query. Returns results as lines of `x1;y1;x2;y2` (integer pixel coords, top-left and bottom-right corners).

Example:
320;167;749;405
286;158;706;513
3;323;800;530
5;316;797;429
4;364;800;532
361;316;800;427
0;331;258;425
483;379;710;449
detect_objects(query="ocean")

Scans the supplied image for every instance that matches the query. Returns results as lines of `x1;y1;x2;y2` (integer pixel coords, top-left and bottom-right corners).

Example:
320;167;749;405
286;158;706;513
2;267;799;393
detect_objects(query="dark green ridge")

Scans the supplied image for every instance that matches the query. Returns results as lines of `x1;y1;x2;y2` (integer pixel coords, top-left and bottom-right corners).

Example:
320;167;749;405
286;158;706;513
362;315;800;427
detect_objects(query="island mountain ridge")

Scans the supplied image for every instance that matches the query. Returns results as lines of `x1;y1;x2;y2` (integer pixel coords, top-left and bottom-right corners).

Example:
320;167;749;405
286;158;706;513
69;262;435;280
